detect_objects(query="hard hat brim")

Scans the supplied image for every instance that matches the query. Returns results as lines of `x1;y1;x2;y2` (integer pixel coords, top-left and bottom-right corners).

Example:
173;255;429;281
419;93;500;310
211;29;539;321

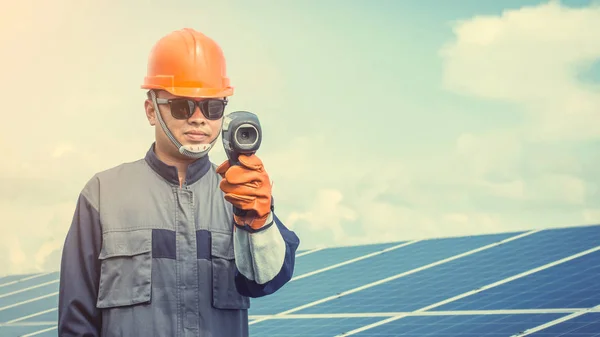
141;84;234;98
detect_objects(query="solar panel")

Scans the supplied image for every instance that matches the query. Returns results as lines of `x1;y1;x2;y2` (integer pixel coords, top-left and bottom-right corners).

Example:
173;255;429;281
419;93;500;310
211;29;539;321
292;242;403;277
0;275;38;285
436;250;600;310
294;226;600;314
250;231;520;315
1;224;599;337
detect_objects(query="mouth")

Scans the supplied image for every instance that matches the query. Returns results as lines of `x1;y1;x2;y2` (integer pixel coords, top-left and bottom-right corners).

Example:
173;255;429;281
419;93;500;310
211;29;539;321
184;131;209;142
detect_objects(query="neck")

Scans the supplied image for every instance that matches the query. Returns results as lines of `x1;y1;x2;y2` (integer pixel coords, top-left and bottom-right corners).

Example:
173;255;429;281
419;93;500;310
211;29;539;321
154;141;197;186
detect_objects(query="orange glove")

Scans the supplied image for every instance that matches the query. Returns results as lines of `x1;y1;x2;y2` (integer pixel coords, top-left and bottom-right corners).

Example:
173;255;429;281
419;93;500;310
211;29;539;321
216;154;272;230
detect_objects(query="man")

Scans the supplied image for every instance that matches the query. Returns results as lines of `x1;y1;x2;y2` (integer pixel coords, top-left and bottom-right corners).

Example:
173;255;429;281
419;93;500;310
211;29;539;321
57;28;300;337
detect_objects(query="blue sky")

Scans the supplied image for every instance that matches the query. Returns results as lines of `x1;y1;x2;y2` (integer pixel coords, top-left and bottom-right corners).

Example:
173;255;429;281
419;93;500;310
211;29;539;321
1;0;599;276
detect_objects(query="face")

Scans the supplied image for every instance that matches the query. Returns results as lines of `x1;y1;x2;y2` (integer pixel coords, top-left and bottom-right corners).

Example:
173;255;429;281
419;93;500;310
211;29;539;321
144;90;224;161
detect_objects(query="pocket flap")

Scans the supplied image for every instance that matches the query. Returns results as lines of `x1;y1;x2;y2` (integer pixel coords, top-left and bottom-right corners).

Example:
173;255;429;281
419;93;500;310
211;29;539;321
99;229;152;259
211;231;235;260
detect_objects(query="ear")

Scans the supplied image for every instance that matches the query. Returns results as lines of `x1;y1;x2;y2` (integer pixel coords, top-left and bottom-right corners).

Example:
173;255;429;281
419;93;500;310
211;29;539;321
145;99;156;126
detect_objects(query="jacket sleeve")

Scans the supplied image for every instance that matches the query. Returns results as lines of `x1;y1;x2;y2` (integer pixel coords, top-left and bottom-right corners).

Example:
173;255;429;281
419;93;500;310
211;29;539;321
58;178;103;336
233;199;300;298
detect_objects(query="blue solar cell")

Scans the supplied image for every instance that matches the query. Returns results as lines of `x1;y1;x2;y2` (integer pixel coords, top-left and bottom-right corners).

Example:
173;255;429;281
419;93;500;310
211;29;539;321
249;232;519;315
293;242;403;276
0;272;59;297
351;313;566;337
528;313;600;336
0;324;56;337
0;282;59;310
249;317;383;336
436;250;600;311
17;308;57;323
1;294;58;322
26;326;58;337
0;274;40;286
297;226;600;314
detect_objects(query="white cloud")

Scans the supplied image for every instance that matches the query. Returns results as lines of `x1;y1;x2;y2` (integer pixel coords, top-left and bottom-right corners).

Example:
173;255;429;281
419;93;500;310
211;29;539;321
0;136;152;276
267;135;518;248
51;143;76;159
440;0;600;142
455;130;523;181
583;208;600;223
35;238;65;271
434;1;600;216
478;179;526;201
0;199;74;276
285;189;357;245
529;173;587;205
290;0;600;247
8;240;26;272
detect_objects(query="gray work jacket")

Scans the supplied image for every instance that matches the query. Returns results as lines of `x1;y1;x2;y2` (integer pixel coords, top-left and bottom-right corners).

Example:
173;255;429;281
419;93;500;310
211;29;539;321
57;143;300;337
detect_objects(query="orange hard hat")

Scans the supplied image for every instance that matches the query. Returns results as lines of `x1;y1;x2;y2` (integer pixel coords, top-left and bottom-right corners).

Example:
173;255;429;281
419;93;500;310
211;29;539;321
141;28;234;98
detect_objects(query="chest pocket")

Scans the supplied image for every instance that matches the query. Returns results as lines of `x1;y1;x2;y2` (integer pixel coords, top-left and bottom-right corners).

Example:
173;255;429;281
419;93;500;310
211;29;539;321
211;231;250;310
96;228;153;308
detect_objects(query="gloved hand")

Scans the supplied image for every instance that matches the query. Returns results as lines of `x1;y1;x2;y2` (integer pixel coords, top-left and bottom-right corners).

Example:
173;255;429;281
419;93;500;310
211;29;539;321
216;154;272;230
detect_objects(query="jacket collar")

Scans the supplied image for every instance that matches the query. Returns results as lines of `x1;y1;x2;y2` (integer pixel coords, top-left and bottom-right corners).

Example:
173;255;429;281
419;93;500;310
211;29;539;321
144;142;212;186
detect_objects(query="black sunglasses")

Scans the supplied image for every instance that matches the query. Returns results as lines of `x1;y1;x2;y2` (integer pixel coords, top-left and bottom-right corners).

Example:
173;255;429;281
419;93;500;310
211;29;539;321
156;97;228;120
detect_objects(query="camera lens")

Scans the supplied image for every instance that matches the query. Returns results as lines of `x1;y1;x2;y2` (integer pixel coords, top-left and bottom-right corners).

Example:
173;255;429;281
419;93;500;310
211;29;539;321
235;126;258;146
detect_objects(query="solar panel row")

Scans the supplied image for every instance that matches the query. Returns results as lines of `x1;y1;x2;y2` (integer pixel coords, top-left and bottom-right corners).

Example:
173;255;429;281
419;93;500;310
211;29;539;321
1;224;599;336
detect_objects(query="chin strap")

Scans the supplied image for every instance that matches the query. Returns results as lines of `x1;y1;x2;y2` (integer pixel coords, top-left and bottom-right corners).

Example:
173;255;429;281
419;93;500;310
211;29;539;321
149;90;222;159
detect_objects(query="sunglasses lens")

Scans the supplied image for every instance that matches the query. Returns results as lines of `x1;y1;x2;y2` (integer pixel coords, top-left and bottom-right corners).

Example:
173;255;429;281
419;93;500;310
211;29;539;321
169;100;192;119
204;100;225;120
168;99;226;120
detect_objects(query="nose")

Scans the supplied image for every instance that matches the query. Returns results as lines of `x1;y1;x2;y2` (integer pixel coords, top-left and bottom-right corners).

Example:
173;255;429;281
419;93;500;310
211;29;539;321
188;102;207;124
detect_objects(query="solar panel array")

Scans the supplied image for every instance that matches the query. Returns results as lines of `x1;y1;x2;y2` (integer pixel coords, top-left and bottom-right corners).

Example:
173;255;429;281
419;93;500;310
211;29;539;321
1;224;599;336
